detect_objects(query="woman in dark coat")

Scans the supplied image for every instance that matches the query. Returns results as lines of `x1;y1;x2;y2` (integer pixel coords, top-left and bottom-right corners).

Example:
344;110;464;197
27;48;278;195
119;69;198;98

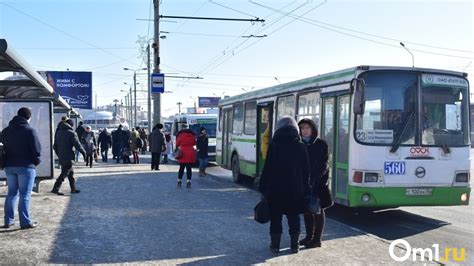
298;118;332;249
196;127;209;176
176;125;196;188
259;116;310;254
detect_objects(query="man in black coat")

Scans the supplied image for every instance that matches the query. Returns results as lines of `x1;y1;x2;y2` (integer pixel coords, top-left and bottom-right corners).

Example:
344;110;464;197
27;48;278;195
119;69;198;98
52;119;86;195
1;107;41;229
98;128;112;162
259;116;310;254
149;123;165;170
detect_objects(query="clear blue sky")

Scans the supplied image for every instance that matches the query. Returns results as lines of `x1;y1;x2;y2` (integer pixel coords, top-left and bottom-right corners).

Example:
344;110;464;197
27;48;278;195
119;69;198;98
1;0;472;117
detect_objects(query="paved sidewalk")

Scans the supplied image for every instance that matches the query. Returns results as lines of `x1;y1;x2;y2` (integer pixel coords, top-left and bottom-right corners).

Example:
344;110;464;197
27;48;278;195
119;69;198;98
0;160;425;265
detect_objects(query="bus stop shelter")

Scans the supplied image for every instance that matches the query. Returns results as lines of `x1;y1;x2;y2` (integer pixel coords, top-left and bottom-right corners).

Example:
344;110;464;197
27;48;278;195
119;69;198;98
0;38;77;191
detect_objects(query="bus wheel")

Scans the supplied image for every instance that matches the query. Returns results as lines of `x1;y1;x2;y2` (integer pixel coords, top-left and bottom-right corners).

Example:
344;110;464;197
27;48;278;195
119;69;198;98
232;156;242;184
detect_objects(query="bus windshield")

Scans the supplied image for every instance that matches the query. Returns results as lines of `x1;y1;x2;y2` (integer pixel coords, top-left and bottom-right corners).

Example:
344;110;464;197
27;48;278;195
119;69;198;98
355;71;470;147
356;71;417;146
189;123;217;138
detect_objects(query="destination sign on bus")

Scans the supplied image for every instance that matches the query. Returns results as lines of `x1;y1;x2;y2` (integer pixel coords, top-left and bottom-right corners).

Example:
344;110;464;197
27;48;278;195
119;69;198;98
422;74;468;88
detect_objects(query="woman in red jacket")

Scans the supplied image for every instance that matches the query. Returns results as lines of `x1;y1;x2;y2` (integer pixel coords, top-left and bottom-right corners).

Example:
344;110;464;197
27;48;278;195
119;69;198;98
176;125;196;188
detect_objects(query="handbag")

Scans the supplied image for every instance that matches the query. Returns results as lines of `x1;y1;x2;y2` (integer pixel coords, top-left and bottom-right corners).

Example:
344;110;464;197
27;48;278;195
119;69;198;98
0;144;6;170
254;196;270;224
174;147;183;159
305;193;321;214
318;184;334;209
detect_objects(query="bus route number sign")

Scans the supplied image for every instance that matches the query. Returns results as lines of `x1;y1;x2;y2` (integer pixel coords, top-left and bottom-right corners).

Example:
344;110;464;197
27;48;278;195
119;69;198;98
384;161;406;175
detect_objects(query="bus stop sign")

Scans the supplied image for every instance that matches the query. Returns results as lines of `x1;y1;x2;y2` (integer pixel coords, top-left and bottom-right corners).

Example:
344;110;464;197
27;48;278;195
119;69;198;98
151;73;165;93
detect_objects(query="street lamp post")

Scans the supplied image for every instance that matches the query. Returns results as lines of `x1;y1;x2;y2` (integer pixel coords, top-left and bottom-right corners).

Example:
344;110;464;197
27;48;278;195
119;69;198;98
124;68;147;127
177;102;182;115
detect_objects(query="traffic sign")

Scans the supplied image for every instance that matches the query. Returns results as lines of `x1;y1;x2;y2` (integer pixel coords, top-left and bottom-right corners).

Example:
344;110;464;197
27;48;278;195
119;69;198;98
151;73;164;93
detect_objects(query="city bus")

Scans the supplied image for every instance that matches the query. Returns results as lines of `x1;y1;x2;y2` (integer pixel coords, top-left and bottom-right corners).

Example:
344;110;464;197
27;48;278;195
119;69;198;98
172;113;217;160
216;65;471;208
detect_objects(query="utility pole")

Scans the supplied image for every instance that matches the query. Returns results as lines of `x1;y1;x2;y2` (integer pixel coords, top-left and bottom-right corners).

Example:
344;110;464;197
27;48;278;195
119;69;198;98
177;102;182;115
133;72;137;127
153;0;161;125
147;44;152;132
129;86;133;126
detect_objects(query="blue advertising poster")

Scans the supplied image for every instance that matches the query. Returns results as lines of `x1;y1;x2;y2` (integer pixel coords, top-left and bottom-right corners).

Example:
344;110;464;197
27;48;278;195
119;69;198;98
198;97;221;108
46;71;92;109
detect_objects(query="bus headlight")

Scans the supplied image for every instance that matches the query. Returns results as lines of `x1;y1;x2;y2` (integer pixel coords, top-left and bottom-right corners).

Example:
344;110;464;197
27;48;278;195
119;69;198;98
364;172;379;182
461;193;468;202
455;172;470;183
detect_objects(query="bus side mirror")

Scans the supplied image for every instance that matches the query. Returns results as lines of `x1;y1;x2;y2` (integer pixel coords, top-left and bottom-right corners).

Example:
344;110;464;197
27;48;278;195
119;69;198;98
352;78;366;115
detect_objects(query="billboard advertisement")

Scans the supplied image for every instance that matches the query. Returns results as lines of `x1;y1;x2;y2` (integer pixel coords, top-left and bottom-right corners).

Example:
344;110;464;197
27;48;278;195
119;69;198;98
198;97;220;108
46;71;92;109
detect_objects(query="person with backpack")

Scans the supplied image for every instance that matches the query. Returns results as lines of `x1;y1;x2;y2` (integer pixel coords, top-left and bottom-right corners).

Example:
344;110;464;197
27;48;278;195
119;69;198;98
129;127;141;164
81;126;97;168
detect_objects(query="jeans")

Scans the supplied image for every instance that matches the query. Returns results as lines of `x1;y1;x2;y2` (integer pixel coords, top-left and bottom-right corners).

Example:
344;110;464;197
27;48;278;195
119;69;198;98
101;148;108;162
4;167;36;227
198;157;208;171
270;212;300;235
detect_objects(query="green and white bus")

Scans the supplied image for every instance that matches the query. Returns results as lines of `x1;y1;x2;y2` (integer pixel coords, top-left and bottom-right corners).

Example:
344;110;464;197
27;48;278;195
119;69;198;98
216;65;471;208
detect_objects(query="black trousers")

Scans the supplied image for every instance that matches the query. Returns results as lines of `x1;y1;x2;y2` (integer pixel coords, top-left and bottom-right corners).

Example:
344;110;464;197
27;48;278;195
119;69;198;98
53;160;76;191
178;163;192;180
151;152;161;170
85;154;93;167
270;212;300;235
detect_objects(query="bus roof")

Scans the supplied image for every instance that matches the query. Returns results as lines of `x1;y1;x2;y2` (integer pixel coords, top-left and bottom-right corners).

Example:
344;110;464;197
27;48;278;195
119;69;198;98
219;65;468;106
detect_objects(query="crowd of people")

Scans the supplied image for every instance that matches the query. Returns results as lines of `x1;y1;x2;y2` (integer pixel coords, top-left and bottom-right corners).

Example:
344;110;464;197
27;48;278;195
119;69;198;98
2;107;330;256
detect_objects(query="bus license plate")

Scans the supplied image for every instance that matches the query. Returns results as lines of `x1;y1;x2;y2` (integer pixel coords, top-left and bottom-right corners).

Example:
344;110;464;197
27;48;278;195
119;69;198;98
406;188;432;196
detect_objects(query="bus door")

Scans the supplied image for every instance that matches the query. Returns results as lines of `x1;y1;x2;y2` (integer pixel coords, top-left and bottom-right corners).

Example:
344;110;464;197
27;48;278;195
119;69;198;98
321;94;350;202
221;108;233;168
256;102;274;177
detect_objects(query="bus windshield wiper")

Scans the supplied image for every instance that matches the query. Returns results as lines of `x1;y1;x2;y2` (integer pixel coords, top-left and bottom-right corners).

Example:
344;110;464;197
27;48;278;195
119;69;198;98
390;111;415;153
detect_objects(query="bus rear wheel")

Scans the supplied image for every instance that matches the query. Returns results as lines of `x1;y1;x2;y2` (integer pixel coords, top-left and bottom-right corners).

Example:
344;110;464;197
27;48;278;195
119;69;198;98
232;156;243;184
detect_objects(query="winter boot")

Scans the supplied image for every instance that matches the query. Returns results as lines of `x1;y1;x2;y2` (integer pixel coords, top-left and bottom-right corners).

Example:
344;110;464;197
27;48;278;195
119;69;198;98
299;213;314;246
270;234;281;254
290;233;300;253
307;213;325;248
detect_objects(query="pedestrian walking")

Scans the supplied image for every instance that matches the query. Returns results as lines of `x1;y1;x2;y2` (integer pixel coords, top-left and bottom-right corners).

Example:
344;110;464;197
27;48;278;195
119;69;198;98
52;119;86;195
139;128;148;154
1;107;42;229
176;124;196;188
81;126;97;168
196;127;209;176
259;116;310;254
162;131;172;164
298;118;332;249
129;127;141;164
75;121;86;162
149;123;165;171
98;127;112;162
